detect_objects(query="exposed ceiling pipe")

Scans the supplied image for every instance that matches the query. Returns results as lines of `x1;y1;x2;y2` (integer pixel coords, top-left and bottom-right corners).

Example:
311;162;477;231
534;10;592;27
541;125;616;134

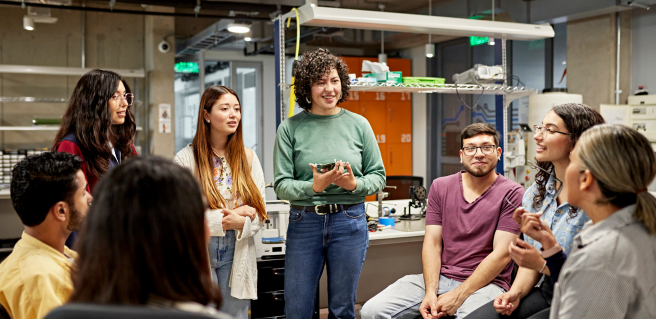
0;1;271;20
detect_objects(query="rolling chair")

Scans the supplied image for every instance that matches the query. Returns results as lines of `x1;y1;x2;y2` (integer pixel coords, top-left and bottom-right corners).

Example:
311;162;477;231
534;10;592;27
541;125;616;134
44;304;232;319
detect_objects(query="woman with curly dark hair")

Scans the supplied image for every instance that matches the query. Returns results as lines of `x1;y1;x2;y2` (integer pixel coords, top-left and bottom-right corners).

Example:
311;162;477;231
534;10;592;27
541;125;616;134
273;48;386;319
52;69;137;247
465;103;604;319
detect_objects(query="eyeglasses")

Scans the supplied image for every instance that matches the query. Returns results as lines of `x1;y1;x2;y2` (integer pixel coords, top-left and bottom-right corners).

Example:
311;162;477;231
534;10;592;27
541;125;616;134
461;145;497;156
533;125;570;136
110;93;134;106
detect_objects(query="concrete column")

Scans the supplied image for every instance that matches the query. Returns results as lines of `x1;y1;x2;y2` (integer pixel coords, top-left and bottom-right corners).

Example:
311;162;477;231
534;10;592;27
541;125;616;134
567;11;631;109
145;6;175;158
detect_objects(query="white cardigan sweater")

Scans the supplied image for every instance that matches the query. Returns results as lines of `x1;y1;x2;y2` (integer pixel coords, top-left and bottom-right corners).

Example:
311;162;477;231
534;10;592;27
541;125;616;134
174;145;265;300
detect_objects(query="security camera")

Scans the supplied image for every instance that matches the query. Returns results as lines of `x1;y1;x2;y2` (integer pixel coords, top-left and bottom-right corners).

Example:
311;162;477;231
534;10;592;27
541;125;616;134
158;40;171;53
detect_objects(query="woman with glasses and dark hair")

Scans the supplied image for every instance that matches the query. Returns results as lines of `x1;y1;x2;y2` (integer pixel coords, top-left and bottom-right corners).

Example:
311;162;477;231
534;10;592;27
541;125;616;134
174;85;266;319
52;69;137;194
273;48;386;319
68;157;229;318
523;124;656;318
465;103;604;319
52;69;137;247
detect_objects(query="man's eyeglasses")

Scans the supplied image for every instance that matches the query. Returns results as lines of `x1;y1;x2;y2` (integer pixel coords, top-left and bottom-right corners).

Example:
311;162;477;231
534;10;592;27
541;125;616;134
461;145;497;156
533;125;570;136
111;93;134;106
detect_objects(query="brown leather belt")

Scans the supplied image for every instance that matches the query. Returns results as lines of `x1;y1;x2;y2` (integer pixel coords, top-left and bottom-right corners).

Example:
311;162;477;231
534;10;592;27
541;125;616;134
290;203;361;215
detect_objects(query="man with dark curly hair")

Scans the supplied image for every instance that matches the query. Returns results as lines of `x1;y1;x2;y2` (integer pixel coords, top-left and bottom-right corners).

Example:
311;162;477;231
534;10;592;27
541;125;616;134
274;48;386;319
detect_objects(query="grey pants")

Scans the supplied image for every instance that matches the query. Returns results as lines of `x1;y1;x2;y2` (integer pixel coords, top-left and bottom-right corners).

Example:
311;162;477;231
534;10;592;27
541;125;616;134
361;274;505;319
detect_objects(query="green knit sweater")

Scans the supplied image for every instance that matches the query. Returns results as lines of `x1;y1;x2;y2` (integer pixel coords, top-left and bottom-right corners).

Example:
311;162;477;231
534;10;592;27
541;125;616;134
273;108;386;206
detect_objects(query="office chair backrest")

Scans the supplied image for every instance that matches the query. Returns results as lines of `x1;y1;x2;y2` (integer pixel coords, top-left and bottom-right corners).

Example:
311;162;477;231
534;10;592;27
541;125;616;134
44;303;232;319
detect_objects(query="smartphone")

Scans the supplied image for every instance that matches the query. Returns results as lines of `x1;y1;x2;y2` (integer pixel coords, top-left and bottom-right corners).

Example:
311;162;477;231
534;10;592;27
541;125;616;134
315;162;337;171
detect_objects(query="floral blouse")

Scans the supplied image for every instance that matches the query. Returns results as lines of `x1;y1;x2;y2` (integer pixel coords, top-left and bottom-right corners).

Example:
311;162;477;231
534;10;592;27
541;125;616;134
213;156;243;210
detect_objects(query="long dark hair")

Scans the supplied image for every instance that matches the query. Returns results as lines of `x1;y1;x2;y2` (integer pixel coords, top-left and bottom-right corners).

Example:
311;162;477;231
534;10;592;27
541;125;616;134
52;69;136;178
192;85;267;220
532;103;605;219
69;156;222;307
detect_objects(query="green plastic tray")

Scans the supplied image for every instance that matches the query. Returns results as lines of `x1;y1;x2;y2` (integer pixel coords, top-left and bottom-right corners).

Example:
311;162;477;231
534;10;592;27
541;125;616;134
402;77;445;85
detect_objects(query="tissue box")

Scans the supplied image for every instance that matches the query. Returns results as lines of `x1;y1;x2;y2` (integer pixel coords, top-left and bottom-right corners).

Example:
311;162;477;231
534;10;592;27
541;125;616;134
364;71;402;84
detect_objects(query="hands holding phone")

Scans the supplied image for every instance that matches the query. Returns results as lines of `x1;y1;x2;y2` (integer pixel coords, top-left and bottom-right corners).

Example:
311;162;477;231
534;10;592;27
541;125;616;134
309;160;357;193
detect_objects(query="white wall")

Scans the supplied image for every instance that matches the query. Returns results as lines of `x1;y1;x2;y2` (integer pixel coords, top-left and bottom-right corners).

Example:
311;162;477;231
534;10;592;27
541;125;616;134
401;46;428;186
203;50;277;200
631;8;656;94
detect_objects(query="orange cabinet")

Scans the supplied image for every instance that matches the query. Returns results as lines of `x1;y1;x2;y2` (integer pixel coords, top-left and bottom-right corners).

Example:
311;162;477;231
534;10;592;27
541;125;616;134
386;143;413;176
339;56;413;179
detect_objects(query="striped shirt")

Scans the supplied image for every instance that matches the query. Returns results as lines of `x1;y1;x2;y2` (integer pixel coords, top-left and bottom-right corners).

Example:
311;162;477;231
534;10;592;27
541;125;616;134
550;204;656;319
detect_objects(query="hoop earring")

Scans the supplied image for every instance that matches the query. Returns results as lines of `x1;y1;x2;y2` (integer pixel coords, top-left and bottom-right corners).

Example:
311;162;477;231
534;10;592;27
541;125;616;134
338;93;343;100
206;120;210;123
306;97;311;104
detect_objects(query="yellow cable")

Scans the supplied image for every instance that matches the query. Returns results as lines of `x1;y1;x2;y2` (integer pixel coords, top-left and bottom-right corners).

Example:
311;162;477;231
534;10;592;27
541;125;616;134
286;8;300;118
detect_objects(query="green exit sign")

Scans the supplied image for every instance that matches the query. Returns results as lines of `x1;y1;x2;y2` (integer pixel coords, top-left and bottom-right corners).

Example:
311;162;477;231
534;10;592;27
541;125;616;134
175;62;199;73
470;36;489;46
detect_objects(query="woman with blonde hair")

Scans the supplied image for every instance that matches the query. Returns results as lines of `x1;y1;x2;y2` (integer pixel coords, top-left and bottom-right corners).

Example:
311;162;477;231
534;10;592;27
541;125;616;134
518;124;656;318
174;85;266;319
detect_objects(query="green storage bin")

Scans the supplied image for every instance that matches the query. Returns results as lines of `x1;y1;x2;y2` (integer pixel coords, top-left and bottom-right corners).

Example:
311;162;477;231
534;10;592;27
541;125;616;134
402;77;445;85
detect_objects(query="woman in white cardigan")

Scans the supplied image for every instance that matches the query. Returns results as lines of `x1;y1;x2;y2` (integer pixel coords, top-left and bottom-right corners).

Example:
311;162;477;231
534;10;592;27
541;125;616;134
174;85;266;319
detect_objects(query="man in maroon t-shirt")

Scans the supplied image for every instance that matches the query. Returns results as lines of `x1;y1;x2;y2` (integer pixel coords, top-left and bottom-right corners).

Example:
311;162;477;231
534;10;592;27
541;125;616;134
361;124;523;319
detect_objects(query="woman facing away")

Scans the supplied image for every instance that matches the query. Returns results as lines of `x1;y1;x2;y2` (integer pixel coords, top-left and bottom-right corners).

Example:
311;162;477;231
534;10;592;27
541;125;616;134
517;124;656;318
174;85;266;319
68;156;229;319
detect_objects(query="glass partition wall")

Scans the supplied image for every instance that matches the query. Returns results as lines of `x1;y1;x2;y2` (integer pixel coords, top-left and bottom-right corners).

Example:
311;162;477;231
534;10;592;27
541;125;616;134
174;60;262;159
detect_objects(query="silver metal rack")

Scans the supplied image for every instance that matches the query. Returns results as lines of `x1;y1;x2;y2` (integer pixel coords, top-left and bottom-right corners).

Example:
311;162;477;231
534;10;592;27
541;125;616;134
0;97;67;103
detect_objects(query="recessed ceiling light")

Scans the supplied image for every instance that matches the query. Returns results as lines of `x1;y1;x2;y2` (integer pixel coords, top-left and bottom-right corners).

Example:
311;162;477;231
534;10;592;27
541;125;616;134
227;23;251;34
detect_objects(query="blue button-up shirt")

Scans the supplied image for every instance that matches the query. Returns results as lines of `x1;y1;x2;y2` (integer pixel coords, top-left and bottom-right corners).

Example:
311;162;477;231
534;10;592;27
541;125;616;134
523;175;590;255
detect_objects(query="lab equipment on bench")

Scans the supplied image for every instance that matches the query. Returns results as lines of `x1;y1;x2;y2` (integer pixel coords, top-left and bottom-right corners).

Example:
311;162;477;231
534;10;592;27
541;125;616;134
400;185;426;220
376;185;397;217
452;64;504;84
254;201;289;259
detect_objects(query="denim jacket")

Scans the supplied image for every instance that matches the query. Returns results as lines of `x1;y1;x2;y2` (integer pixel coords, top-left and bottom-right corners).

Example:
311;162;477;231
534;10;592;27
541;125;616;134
523;175;590;255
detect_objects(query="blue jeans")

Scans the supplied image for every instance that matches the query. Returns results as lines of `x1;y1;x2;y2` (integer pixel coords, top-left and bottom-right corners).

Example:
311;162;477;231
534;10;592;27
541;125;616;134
209;230;250;319
284;203;369;319
361;274;505;319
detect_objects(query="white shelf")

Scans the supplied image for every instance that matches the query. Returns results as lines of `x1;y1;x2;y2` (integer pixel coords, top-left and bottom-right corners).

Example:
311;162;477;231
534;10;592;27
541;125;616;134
0;65;145;78
348;83;537;96
0;126;144;131
0;97;67;103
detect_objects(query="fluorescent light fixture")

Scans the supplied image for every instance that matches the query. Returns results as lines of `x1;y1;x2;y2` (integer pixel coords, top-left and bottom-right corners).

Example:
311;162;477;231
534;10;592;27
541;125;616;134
244;37;252;42
23;16;34;31
488;38;496;45
628;1;651;10
286;4;554;40
227;23;250;33
425;43;434;58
